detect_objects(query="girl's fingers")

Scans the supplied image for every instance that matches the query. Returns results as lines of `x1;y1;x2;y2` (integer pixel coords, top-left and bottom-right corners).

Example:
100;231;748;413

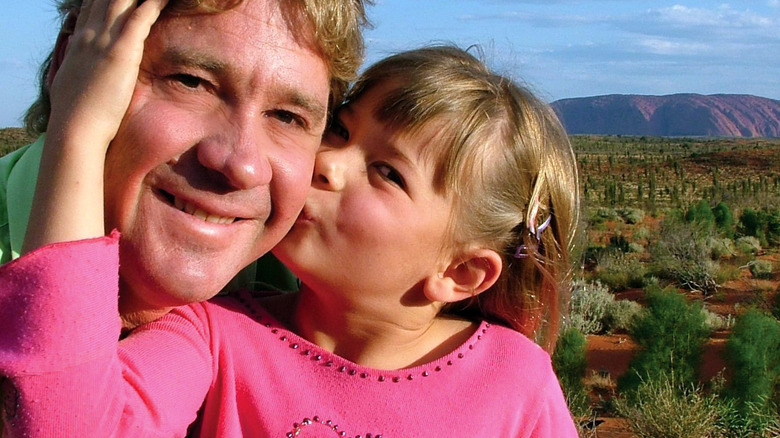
117;0;169;45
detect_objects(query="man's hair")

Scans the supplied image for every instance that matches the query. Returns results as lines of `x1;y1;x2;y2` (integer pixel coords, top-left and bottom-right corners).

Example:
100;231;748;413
24;0;370;134
346;46;580;351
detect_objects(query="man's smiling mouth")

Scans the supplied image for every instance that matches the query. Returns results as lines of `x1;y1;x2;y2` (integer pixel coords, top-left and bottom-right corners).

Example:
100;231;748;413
159;190;237;224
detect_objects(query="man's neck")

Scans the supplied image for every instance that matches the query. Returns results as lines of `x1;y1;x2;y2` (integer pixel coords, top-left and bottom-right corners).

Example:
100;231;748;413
120;307;172;331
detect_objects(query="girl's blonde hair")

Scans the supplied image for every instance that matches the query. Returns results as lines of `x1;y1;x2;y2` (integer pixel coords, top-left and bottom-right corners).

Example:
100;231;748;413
25;0;370;134
347;46;580;351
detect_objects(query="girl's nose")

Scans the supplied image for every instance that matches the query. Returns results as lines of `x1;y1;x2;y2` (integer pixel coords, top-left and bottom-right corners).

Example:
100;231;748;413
312;147;348;191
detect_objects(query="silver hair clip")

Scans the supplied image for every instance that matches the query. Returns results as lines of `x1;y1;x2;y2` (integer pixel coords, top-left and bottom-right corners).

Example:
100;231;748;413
513;215;551;259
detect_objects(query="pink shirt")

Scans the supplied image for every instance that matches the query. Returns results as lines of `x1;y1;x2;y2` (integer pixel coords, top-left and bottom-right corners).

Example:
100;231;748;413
0;234;577;437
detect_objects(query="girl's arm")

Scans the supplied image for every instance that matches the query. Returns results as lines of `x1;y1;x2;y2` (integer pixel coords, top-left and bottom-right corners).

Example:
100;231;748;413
22;0;168;253
1;234;213;436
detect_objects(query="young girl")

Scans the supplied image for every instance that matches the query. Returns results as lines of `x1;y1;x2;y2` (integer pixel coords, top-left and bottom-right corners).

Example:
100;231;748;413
0;1;580;436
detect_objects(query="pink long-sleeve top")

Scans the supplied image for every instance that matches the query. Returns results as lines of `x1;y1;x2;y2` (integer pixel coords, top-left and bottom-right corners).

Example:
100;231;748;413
0;233;578;437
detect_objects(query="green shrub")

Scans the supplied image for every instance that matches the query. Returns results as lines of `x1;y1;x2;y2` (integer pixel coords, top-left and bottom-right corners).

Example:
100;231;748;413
614;374;719;438
709;237;735;259
748;260;774;279
607;234;630;253
552;326;589;416
633;226;651;242
618;286;711;394
627;242;644;254
740;208;762;238
773;285;780;320
713;202;735;237
686;199;716;229
596;207;620;221
569;280;613;335
725;309;780;414
650;219;719;295
594;250;646;291
702;307;728;331
604;299;643;333
736;236;762;255
619;207;646;224
739;208;780;247
714;397;780;438
715;263;742;285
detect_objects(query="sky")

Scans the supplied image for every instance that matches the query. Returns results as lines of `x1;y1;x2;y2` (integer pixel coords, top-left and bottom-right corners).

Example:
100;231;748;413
1;1;778;128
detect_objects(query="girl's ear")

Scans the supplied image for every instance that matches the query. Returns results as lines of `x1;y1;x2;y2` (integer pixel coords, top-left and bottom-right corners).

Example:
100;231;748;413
424;248;503;304
47;13;79;88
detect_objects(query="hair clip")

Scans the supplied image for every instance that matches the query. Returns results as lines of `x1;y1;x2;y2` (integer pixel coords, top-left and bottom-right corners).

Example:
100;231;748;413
513;215;551;259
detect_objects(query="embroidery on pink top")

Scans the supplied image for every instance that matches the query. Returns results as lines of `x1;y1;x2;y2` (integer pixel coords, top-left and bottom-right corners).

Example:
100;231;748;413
286;415;383;438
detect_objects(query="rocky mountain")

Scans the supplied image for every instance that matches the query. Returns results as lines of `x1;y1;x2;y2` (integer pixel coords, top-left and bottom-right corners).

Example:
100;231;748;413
551;94;780;138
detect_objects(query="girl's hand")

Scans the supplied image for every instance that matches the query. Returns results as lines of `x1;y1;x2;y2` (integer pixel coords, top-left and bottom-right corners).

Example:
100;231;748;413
47;0;169;149
23;0;168;254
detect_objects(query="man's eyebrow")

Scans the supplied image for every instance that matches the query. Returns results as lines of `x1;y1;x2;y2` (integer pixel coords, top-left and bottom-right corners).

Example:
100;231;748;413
287;91;328;127
164;48;227;73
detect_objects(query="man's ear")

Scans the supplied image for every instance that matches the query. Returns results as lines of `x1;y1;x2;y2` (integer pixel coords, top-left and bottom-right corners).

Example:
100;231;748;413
423;248;503;304
47;12;79;88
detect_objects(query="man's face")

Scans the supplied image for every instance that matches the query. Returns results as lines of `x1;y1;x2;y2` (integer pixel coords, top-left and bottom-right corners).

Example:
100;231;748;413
102;0;330;315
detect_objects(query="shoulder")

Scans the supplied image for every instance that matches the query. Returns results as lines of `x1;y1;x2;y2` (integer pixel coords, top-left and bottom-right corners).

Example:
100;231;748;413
482;322;552;364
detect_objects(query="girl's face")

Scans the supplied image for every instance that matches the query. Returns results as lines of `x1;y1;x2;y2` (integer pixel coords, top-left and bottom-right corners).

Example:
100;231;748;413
273;83;456;302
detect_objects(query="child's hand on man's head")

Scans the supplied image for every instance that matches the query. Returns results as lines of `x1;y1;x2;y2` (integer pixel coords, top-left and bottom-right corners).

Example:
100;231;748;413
47;0;169;149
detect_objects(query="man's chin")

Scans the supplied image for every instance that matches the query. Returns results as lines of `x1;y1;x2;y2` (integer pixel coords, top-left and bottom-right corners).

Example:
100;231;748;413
117;251;237;317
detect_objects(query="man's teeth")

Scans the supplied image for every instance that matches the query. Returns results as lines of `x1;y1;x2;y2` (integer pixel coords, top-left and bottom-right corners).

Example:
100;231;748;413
173;197;236;224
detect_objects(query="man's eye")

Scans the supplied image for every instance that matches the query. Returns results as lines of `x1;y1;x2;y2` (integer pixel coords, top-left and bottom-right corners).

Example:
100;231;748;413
270;110;303;126
168;73;204;89
375;163;405;189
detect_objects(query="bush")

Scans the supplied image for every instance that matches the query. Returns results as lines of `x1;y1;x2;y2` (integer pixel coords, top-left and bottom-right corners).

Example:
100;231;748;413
650;219;719;295
618;286;711;394
619;207;645;225
614;374;719;438
627;242;645;254
594;250;646;291
710;237;735;259
724;309;780;414
716;263;742;285
633;226;651;242
714;397;780;438
596;207;620;221
569;280;613;335
702;307;728;331
748;260;774;279
713;202;735;237
686;199;715;229
736;236;762;255
739;208;780;247
604;299;643;333
740;208;762;239
552;326;589;416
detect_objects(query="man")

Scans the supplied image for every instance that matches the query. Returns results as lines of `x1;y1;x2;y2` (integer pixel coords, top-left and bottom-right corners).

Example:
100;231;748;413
0;0;369;327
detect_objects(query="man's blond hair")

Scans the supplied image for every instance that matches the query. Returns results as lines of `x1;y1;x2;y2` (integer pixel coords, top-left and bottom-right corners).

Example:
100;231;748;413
24;0;370;134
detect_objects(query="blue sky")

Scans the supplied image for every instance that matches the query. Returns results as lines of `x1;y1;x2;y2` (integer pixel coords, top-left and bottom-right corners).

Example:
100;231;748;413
1;1;778;128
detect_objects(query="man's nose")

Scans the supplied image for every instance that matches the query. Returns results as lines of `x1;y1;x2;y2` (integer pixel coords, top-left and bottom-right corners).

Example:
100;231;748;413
195;118;272;190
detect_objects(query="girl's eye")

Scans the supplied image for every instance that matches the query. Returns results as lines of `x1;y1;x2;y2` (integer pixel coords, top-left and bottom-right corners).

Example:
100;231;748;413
375;163;405;189
169;73;204;89
327;119;349;141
